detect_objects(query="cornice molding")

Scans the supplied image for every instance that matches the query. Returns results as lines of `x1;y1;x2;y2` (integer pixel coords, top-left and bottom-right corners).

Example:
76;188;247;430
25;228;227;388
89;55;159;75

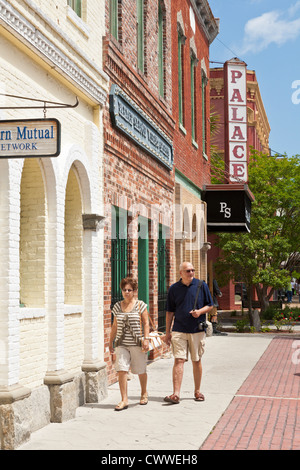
191;0;219;44
0;0;108;106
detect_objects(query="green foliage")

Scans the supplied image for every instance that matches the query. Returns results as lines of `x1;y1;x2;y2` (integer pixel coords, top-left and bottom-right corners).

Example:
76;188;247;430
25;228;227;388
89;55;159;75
214;150;300;310
235;319;250;332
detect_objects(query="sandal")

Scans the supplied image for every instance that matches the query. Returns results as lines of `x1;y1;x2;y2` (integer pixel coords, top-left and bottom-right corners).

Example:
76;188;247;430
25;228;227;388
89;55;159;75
140;394;148;405
194;392;205;402
114;401;128;411
164;394;180;404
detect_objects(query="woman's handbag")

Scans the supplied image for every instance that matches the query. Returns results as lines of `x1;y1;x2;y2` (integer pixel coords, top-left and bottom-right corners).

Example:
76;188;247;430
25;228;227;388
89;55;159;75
139;302;164;352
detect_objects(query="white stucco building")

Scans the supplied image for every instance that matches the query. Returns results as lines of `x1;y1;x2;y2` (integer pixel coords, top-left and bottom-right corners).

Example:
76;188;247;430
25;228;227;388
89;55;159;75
0;0;108;449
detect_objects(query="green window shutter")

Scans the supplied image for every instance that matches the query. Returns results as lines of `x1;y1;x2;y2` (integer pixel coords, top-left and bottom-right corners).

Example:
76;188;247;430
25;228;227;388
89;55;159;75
158;1;164;97
68;0;82;17
110;0;118;40
137;0;144;73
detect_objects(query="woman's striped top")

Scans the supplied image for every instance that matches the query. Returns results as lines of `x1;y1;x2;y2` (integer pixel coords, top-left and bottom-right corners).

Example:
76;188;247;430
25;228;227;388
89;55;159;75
112;300;147;347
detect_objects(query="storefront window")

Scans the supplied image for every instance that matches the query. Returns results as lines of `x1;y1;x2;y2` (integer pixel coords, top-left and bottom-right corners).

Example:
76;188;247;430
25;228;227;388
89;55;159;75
111;207;128;313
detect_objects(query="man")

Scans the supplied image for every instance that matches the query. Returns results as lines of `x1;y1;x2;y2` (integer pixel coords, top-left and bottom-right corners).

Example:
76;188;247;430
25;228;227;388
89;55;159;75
164;262;213;404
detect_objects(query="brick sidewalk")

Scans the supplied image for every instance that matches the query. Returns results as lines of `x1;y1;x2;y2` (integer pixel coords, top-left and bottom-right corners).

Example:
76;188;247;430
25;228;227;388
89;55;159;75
200;336;300;450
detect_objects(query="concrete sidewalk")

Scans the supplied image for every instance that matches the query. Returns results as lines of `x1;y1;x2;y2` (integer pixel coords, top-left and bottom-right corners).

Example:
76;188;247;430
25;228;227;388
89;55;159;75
19;333;276;451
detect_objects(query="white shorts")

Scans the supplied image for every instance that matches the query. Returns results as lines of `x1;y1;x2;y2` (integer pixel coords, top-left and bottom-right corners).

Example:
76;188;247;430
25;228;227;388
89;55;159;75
115;346;147;375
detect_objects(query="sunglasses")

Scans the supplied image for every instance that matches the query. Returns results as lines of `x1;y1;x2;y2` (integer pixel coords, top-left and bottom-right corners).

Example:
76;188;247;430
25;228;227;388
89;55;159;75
184;269;195;273
122;289;133;292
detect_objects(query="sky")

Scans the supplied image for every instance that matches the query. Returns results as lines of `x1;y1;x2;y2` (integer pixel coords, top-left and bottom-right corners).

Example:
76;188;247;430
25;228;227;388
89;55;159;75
208;0;300;157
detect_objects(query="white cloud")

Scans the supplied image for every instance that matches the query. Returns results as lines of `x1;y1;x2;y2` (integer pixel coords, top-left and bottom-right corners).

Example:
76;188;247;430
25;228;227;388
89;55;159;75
288;1;300;16
241;9;300;53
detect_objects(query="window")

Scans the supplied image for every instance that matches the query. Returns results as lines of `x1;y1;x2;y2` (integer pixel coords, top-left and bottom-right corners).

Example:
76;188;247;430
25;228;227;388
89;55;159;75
110;0;119;40
137;0;145;72
178;27;185;128
202;71;208;156
68;0;82;17
111;207;129;312
191;54;198;143
158;1;165;97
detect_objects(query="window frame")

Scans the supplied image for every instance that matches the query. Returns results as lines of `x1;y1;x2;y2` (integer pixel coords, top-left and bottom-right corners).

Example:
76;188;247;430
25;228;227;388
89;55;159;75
178;29;185;128
68;0;82;18
191;54;198;144
158;0;165;98
137;0;145;73
110;0;119;40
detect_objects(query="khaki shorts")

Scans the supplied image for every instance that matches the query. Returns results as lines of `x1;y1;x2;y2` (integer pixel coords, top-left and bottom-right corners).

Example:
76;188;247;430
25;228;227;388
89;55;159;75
115;346;147;375
171;331;206;362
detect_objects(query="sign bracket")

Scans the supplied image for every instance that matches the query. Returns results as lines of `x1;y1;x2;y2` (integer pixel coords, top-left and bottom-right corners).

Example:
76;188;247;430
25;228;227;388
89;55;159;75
0;93;79;118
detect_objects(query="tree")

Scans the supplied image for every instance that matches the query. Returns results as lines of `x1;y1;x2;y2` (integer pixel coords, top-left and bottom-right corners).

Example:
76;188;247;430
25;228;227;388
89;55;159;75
214;150;300;322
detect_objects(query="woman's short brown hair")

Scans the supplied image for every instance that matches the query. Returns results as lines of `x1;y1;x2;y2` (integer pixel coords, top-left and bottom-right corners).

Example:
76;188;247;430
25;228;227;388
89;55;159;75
120;277;138;292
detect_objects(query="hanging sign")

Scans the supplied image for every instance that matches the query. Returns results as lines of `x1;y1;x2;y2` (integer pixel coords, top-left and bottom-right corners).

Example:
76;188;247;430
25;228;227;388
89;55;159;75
202;184;254;233
225;59;248;182
0;118;61;158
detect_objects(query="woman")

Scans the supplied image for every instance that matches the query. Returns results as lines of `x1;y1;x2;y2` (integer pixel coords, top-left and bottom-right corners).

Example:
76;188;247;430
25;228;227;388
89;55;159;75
109;277;150;411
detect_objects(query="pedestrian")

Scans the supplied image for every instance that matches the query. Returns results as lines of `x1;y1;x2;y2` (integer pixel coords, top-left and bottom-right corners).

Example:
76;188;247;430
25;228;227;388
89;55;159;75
163;262;213;404
109;277;150;411
286;280;293;303
210;278;227;336
292;279;296;296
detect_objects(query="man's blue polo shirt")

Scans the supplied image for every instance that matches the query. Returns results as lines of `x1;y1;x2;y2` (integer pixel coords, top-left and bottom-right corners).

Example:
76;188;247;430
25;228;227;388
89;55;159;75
166;278;213;333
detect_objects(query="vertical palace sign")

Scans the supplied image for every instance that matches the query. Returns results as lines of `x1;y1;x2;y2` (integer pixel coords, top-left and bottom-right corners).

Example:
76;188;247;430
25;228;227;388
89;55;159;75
225;59;248;183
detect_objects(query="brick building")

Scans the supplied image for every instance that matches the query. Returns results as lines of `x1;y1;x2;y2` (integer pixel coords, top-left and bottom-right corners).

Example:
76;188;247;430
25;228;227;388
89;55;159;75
208;63;271;310
103;0;176;383
0;0;108;449
171;1;219;280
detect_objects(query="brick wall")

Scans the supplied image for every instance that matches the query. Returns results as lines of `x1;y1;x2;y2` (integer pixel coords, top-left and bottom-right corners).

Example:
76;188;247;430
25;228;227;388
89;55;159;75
103;0;175;383
171;0;212;190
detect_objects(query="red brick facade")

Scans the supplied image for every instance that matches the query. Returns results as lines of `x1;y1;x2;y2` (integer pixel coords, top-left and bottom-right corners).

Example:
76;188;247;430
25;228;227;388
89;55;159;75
171;0;212;189
171;1;219;281
103;1;219;383
103;0;175;383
